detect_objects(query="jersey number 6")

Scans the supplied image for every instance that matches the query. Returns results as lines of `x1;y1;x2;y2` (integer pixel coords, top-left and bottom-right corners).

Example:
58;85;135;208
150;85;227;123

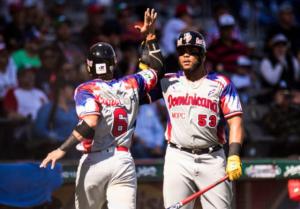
112;108;128;137
198;114;217;127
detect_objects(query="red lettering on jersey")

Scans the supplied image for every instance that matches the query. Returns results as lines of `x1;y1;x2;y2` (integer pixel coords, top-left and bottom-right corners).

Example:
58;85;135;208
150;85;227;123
168;94;217;113
98;95;120;106
171;112;186;119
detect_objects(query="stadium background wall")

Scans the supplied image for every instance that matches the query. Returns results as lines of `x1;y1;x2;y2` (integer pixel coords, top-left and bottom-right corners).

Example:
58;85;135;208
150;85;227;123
52;159;300;209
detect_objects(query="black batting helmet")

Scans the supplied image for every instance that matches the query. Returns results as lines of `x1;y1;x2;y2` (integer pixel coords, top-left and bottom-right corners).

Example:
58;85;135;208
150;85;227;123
176;31;206;54
86;42;117;77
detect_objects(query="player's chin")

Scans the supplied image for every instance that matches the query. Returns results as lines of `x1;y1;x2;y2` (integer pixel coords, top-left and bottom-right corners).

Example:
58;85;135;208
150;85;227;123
180;64;192;71
183;66;195;72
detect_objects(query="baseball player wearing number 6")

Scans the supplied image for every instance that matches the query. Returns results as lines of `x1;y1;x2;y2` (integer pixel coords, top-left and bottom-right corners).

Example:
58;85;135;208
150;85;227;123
148;31;244;209
39;8;163;209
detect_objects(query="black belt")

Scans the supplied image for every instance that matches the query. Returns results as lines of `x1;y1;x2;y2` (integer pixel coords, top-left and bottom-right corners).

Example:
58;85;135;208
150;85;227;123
169;142;222;155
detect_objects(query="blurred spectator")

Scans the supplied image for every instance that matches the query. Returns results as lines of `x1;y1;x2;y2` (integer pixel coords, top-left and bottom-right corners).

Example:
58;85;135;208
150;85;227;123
35;45;63;96
231;55;253;104
153;0;173;26
0;39;17;116
81;4;107;47
3;68;48;122
3;2;26;50
57;62;82;86
265;1;300;55
259;33;300;89
262;83;300;155
232;55;252;89
116;2;143;45
2;68;48;147
131;100;166;158
206;13;249;74
23;0;46;31
11;28;42;71
206;3;242;46
48;0;66;20
115;41;138;78
160;3;195;56
53;15;84;67
33;79;78;158
101;18;122;50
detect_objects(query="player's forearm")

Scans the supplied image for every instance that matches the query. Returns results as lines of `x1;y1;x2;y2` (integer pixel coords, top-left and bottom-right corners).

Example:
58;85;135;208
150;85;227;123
227;115;244;156
58;132;80;152
59;116;98;152
143;38;165;77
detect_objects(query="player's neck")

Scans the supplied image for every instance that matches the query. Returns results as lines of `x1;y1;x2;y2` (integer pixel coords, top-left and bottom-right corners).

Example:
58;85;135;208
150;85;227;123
184;66;207;82
96;74;114;81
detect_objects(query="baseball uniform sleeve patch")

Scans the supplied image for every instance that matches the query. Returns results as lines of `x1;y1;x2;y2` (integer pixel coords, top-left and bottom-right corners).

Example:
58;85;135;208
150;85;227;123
136;69;158;92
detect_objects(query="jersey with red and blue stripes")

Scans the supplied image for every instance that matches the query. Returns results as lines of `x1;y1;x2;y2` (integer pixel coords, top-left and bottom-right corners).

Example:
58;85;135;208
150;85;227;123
160;71;242;148
74;69;157;151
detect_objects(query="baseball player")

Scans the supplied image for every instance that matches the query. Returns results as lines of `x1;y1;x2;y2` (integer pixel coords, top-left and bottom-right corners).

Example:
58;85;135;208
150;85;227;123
40;9;163;209
150;31;244;209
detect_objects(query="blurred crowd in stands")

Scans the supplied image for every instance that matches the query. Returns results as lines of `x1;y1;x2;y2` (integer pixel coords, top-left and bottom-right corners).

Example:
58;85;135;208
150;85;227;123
0;0;300;160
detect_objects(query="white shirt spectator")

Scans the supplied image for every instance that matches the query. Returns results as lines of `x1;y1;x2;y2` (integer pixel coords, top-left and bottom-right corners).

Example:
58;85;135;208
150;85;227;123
4;87;48;120
161;18;187;56
260;57;300;85
0;58;17;98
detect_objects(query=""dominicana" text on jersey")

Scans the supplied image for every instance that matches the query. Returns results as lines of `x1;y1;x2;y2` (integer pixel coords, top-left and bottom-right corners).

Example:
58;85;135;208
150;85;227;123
167;94;217;113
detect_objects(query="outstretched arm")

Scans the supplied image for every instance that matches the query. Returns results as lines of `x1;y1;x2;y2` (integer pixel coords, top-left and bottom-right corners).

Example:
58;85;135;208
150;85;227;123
40;114;98;169
135;8;164;78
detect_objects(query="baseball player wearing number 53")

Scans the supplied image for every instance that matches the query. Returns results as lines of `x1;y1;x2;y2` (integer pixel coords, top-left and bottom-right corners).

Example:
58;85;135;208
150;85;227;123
39;9;163;209
147;31;244;209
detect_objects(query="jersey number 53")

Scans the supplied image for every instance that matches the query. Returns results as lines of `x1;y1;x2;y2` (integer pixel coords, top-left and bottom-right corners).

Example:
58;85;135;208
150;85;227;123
198;114;217;127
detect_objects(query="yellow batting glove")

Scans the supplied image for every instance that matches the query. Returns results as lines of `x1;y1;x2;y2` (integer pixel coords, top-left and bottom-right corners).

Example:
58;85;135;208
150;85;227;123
139;62;149;70
226;155;242;181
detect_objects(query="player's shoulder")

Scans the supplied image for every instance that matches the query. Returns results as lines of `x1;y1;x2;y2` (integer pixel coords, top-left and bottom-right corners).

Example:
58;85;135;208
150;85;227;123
206;72;231;88
75;79;102;94
162;71;183;80
118;74;139;89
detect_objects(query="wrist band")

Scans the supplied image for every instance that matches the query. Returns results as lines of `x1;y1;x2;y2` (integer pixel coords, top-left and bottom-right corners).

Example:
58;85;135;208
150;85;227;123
228;142;242;156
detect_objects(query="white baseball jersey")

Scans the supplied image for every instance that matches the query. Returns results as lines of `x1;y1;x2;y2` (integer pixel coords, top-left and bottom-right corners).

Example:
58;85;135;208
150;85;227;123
74;69;157;152
161;71;242;148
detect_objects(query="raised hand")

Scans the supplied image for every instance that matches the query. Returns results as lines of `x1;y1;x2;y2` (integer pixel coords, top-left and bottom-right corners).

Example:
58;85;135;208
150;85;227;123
134;8;157;35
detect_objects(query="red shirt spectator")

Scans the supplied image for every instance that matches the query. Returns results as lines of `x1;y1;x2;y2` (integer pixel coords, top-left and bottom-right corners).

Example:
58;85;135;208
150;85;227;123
3;68;48;121
206;14;249;74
